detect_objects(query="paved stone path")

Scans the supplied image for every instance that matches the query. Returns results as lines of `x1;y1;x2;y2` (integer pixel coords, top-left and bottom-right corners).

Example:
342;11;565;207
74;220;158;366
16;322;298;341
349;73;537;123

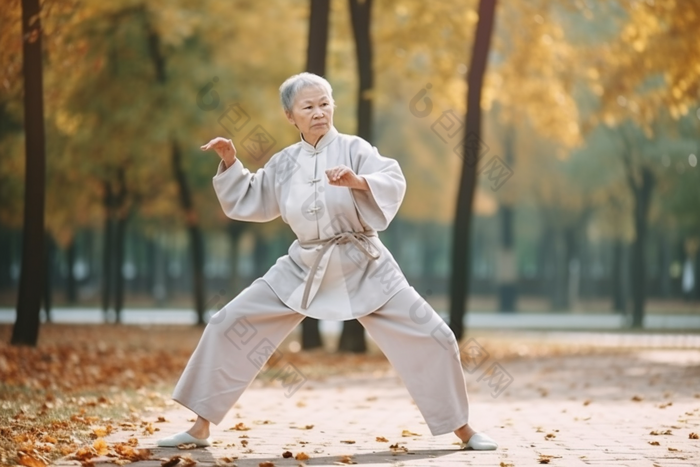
55;348;700;466
4;307;700;331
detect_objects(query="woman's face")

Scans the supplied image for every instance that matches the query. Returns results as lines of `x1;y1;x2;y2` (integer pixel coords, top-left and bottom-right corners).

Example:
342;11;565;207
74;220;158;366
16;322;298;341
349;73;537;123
285;85;334;145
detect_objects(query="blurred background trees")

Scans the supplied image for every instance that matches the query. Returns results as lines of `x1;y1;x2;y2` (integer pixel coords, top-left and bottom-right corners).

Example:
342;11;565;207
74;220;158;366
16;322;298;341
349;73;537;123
1;0;698;347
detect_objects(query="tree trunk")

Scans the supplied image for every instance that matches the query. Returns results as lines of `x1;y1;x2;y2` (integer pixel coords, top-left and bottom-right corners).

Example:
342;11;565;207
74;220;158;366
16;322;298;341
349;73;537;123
338;319;366;353
84;229;96;296
253;234;268;278
657;232;671;298
65;236;78;304
227;222;246;296
630;166;654;328
306;0;330;75
348;0;374;142
565;226;578;311
611;239;627;313
11;0;47;347
153;235;167;306
549;228;568;311
497;126;516;312
0;229;12;290
101;182;115;319
145;236;155;297
146;22;206;326
300;0;330;350
43;233;54;323
112;167;130;324
448;0;497;341
172;141;207;325
421;223;438;282
695;248;700;301
113;214;128;323
338;0;375;353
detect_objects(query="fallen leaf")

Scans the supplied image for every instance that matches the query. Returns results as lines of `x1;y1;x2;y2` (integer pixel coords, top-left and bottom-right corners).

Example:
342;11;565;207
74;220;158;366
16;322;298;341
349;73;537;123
178;454;196;467
73;446;95;461
282;451;293;458
114;443;150;461
632;395;643;402
161;457;182;467
690;433;699;439
340;440;356;444
295;452;309;460
336;455;356;464
389;443;408;454
375;436;388;442
92;426;110;438
177;443;197;450
401;429;421;437
648;441;660;446
18;453;47;467
93;438;109;456
215;458;236;466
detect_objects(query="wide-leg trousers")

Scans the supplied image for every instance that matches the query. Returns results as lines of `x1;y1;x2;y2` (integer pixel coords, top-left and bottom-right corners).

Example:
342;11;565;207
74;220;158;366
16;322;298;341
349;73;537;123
172;278;470;436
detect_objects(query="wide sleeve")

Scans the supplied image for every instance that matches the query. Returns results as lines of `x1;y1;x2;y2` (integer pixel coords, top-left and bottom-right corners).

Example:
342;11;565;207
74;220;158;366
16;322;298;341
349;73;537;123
212;157;280;222
349;139;406;232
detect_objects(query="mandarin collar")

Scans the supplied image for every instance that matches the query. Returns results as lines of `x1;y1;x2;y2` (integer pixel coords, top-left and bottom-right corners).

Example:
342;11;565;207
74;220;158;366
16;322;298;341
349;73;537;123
299;125;339;153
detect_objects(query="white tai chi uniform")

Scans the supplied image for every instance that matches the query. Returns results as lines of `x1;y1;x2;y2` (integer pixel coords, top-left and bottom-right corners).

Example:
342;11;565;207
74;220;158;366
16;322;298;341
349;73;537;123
171;126;471;435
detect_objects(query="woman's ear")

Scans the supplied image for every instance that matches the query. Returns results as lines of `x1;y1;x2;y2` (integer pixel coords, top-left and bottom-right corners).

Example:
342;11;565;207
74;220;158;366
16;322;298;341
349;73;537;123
284;111;296;125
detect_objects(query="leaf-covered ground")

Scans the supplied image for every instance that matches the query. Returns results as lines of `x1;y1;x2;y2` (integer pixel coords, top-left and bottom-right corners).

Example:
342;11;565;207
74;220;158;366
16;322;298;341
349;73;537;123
0;323;617;466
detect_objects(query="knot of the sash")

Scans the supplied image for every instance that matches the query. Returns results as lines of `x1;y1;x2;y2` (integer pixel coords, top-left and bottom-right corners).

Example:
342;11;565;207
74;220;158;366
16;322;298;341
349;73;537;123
298;230;380;309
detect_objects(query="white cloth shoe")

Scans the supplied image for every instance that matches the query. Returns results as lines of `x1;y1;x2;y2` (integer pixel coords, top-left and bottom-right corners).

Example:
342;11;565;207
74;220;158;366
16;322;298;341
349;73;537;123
156;431;212;447
461;432;498;451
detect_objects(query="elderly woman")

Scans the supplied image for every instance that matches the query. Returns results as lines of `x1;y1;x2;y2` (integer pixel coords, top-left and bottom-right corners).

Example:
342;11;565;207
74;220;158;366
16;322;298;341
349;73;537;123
157;72;497;451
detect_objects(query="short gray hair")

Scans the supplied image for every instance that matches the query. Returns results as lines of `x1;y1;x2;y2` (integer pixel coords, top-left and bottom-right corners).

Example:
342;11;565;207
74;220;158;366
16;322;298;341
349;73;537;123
279;72;335;114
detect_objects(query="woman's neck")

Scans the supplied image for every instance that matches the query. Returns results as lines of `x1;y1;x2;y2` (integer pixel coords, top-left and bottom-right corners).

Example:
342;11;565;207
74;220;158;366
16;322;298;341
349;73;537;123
302;132;326;148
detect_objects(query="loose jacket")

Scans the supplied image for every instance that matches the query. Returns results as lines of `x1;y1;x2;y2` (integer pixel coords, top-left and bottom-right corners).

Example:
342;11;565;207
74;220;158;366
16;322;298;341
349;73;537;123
212;125;410;321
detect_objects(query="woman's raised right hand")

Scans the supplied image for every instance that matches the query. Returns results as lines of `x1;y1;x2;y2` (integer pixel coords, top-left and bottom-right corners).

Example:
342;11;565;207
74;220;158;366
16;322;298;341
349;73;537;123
201;137;237;168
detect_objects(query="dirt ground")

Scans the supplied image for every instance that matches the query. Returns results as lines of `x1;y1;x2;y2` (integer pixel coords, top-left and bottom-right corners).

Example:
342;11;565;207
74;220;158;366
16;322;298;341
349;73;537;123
1;324;699;466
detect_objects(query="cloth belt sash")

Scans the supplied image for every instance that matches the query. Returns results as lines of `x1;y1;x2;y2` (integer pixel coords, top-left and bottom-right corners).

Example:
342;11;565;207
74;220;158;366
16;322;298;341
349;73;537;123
298;230;380;309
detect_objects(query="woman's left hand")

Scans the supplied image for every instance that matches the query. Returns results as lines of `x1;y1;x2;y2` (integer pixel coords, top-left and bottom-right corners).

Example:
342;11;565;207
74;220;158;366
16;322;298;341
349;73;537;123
325;165;369;190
